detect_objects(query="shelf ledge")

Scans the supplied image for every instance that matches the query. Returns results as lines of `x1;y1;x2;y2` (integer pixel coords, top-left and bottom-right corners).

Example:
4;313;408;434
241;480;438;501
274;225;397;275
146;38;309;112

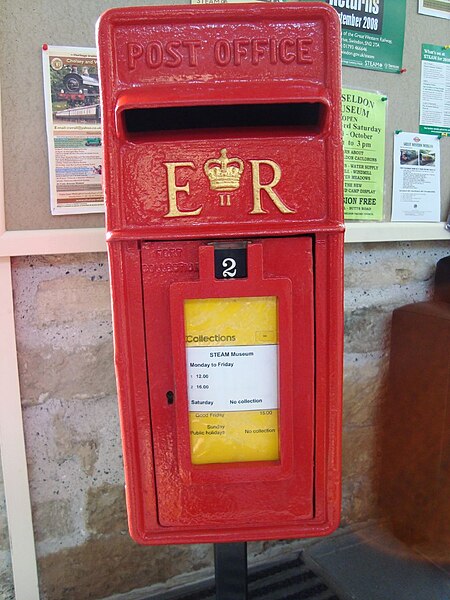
0;222;448;257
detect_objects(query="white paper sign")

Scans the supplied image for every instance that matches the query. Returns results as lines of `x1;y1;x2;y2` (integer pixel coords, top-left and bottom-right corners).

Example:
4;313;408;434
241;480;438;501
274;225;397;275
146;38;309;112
186;344;278;412
391;132;441;222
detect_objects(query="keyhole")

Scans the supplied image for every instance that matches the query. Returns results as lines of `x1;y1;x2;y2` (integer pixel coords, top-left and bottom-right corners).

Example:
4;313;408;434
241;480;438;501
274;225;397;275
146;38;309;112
222;257;237;278
166;390;174;405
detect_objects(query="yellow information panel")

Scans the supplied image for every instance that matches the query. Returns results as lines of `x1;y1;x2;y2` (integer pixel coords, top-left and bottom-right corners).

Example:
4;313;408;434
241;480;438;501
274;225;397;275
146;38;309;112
185;296;279;465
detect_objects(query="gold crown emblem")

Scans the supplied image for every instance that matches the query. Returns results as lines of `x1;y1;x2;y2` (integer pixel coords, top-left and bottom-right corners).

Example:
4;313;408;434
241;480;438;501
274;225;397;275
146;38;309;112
204;149;244;192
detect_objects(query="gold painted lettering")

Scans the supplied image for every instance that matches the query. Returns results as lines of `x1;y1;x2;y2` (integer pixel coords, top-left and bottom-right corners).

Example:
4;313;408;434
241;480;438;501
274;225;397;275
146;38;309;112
219;193;231;206
249;160;295;214
163;162;202;218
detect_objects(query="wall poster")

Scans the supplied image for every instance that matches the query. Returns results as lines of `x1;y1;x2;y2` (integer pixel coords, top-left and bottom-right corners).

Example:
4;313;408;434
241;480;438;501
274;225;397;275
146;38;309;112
342;88;386;221
324;0;406;73
391;131;441;222
42;45;104;215
420;44;450;136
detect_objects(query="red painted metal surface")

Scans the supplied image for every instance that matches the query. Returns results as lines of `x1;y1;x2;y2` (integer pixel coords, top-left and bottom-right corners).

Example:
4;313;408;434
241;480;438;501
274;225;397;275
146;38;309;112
97;2;344;545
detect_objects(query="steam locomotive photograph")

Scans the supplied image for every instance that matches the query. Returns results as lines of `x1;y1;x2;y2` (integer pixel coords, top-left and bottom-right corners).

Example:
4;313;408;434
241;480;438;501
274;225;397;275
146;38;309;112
50;57;101;125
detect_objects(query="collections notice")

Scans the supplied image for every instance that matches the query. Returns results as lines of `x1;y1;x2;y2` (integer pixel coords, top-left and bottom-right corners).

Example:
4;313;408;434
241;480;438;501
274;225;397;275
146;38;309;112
185;296;280;465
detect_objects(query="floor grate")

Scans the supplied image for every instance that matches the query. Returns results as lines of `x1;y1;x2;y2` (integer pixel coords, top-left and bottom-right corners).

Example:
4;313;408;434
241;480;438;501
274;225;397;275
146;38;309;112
158;553;343;600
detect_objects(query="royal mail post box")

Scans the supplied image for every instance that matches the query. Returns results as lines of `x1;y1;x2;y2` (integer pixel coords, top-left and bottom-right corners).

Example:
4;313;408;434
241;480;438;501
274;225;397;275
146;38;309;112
97;3;344;545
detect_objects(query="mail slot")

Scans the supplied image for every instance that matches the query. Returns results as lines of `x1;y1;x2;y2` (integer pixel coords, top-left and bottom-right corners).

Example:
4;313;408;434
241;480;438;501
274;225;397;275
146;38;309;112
97;3;344;545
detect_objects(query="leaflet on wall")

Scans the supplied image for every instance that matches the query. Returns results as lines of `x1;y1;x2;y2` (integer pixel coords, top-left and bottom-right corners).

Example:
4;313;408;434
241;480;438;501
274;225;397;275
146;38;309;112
420;44;450;136
391;132;441;222
42;45;104;215
323;0;406;73
418;0;450;19
342;89;386;221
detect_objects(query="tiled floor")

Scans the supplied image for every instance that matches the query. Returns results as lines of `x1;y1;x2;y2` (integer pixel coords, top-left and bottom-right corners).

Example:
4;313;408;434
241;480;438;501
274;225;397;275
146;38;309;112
304;523;450;600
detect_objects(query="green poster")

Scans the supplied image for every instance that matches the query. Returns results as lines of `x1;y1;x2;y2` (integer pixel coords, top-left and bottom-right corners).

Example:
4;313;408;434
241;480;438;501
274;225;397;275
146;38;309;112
420;44;450;136
342;88;386;220
323;1;406;73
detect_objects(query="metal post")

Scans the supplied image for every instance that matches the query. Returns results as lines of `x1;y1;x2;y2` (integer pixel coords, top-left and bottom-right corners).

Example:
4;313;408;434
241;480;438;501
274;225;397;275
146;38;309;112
214;542;248;600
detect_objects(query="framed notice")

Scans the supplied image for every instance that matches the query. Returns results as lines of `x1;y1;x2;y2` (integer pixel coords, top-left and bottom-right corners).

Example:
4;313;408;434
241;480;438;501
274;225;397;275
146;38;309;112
42;46;104;215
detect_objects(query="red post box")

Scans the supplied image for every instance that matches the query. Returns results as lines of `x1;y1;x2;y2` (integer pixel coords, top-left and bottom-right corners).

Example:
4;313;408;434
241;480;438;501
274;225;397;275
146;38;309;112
97;2;343;545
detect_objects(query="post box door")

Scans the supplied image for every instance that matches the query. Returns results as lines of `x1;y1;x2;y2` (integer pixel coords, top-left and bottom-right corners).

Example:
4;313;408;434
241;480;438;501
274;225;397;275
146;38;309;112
141;235;315;529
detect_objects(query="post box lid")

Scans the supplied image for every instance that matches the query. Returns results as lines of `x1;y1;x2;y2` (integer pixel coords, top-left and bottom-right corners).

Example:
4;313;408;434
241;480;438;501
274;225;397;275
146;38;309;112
97;3;343;241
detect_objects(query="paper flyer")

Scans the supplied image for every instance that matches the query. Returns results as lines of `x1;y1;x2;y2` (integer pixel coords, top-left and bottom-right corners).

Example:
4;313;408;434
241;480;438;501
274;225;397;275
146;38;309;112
42;46;104;215
418;0;450;19
342;89;386;221
391;132;441;222
185;296;279;465
420;44;450;136
324;0;406;73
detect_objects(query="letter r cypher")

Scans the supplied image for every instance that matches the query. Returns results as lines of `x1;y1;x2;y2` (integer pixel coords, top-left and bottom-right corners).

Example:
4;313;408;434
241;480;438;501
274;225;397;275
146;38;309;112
249;160;295;214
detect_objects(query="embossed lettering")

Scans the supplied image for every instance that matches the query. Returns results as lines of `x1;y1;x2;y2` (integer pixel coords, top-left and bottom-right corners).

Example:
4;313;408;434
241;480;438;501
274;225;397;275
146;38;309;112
127;43;143;70
219;193;232;206
249;160;295;214
233;39;250;66
146;42;164;68
214;40;232;66
251;39;268;65
126;37;313;70
126;40;202;70
166;41;183;67
213;37;313;67
182;40;202;66
269;38;278;64
163;162;202;218
279;38;296;64
297;38;313;64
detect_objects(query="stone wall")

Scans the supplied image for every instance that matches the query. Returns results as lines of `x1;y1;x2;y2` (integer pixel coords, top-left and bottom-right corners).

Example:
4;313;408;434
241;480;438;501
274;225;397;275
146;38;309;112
1;240;449;599
341;241;450;525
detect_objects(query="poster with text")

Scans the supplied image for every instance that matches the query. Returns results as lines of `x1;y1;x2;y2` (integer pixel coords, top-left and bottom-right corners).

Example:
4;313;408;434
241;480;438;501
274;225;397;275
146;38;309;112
343;89;386;221
418;0;450;19
420;44;450;136
391;132;441;222
43;46;104;215
324;0;406;73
